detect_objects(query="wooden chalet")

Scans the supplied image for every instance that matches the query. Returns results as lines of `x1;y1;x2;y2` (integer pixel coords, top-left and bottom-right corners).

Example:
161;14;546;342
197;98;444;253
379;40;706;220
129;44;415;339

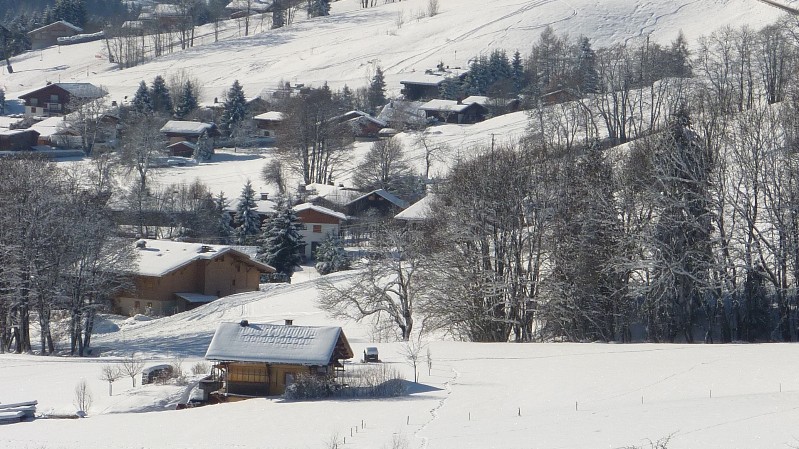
345;189;408;217
225;0;275;18
251;111;284;140
167;140;198;158
27;20;82;50
0;129;40;151
205;321;353;396
18;83;106;117
293;203;347;259
332;110;387;139
114;240;275;316
419;99;488;124
399;68;465;101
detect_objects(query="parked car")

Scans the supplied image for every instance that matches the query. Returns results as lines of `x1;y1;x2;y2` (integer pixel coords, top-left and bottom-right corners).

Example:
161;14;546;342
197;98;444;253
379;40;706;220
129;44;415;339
363;347;379;362
142;364;173;385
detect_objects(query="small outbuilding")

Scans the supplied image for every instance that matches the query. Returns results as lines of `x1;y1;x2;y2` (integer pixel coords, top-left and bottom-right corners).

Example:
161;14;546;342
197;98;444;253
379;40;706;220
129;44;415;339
205;321;354;396
27;20;82;50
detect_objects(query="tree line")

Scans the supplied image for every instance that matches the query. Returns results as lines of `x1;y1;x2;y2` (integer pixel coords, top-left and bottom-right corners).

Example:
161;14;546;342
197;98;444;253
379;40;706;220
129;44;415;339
320;18;799;343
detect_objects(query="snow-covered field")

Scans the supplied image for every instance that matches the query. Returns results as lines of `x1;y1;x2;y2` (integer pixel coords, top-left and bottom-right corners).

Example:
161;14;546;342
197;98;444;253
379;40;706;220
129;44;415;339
2;0;796;105
3;270;799;449
4;1;799;447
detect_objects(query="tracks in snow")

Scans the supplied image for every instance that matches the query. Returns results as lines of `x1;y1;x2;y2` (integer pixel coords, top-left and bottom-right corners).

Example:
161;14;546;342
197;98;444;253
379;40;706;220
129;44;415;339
416;366;461;449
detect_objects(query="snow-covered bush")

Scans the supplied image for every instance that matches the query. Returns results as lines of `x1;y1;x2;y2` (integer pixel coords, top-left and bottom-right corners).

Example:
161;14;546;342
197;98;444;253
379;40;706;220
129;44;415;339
283;374;336;400
314;233;351;275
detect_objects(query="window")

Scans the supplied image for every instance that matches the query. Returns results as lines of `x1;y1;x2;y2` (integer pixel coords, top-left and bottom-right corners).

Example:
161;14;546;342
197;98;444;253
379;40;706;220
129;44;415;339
312;224;322;233
30;98;38;106
49;94;58;103
232;279;236;286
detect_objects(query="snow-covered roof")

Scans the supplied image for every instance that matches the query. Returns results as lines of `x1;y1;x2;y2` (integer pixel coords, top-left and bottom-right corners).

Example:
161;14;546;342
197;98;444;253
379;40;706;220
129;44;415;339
133;240;274;277
293;202;347;221
304;183;359;206
27;20;83;35
205;322;353;365
253;111;285;121
395;193;435;221
337;110;387;127
57;83;107;98
346;189;409;209
226;0;274;12
154;3;183;17
28;116;74;136
160;120;215;135
419;99;474;113
399;72;450;86
0;128;36;136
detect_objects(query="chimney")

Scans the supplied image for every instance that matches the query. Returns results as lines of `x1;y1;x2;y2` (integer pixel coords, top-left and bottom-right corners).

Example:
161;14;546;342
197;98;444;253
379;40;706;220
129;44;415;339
260;192;269;201
239;319;249;327
284;319;293;326
199;245;213;253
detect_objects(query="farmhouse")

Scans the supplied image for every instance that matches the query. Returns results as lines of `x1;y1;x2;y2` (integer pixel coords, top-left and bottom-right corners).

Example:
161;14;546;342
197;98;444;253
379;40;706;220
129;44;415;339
292;202;347;259
399;68;466;101
18;83;106;117
0;129;40;151
27;20;82;50
160;120;219;156
345;189;408;217
419;99;488;124
251;111;284;140
114;240;274;316
331;110;387;139
205;321;354;396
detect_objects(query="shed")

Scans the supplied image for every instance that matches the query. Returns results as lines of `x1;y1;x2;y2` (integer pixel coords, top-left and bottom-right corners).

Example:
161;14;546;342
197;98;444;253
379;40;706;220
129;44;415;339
27;20;82;50
205;321;353;396
0;129;40;151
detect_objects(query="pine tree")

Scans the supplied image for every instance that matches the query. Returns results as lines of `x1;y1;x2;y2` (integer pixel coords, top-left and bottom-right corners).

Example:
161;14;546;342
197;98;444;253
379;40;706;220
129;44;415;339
0;88;5;115
214;191;234;244
221;80;248;137
257;205;305;280
150;75;173;116
233;180;261;245
272;0;285;29
576;36;599;93
174;80;198;119
131;80;152;113
314;233;350;275
511;50;525;95
367;66;386;115
339;85;355;111
308;0;330;17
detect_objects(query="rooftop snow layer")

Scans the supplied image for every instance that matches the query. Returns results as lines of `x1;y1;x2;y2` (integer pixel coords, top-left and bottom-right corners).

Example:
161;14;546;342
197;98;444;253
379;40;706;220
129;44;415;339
133;239;273;277
293;202;347;220
205;322;350;365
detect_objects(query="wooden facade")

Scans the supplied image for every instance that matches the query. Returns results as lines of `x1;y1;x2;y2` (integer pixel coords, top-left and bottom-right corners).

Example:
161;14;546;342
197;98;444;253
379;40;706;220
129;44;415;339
19;83;105;117
0;129;40;151
27;21;82;50
205;322;354;397
115;243;273;316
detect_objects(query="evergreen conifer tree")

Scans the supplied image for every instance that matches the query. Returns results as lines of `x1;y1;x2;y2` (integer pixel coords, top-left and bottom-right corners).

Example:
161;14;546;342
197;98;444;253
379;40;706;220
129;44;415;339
132;80;153;113
576;36;599;93
272;0;285;28
233;180;261;245
0;88;5;115
308;0;330;17
150;75;173;116
511;50;525;95
221;80;248;137
174;80;198;119
367;66;387;115
257;205;305;280
214;191;234;244
339;85;355;111
314;233;350;275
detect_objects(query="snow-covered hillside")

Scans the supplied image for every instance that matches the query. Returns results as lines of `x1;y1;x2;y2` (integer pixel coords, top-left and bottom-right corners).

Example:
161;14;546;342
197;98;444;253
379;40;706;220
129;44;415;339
3;0;796;104
3;271;799;449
